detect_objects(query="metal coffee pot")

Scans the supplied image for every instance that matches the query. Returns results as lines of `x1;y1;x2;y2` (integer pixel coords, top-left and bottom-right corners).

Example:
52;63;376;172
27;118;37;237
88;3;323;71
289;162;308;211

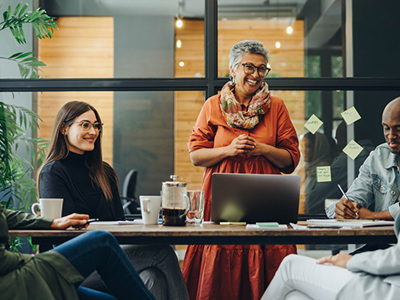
161;175;189;226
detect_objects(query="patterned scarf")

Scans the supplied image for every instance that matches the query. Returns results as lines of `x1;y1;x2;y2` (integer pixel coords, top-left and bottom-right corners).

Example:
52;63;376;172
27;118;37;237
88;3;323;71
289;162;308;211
220;81;271;129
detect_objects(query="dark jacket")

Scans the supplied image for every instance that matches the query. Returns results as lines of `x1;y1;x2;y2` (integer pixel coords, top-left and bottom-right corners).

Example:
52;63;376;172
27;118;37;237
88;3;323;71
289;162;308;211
0;204;83;299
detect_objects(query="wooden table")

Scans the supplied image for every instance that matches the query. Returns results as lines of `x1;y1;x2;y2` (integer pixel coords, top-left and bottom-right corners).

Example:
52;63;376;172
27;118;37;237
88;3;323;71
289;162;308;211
9;223;397;249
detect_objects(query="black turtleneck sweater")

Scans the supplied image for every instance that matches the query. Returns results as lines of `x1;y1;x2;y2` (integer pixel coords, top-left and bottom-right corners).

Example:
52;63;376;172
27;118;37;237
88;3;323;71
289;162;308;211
39;152;124;221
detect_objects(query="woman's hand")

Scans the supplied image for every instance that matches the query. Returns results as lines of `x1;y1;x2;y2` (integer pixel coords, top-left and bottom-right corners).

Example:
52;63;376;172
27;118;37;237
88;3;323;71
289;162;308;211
316;253;352;269
245;136;293;169
226;134;256;156
51;213;90;230
246;137;266;156
190;134;257;167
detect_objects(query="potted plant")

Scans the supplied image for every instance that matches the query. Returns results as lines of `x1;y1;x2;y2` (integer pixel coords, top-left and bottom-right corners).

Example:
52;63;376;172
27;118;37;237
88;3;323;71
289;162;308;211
0;2;57;251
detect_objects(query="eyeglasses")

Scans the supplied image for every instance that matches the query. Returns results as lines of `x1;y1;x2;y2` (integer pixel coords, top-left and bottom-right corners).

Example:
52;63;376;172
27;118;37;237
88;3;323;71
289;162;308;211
71;121;103;132
241;64;271;76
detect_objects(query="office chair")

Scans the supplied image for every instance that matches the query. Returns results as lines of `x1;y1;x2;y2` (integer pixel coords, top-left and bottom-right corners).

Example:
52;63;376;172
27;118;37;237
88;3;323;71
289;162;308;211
121;169;139;215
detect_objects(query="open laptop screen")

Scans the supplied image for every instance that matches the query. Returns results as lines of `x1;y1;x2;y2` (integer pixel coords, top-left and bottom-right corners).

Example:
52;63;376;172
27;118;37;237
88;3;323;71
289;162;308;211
211;173;300;224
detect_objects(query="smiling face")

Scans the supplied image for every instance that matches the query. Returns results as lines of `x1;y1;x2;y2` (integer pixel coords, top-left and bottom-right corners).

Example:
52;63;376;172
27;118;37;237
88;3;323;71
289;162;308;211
230;53;266;103
382;99;400;153
63;110;99;154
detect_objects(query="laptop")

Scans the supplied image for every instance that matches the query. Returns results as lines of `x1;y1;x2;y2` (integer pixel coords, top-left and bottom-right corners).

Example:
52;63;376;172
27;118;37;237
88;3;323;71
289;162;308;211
211;173;300;224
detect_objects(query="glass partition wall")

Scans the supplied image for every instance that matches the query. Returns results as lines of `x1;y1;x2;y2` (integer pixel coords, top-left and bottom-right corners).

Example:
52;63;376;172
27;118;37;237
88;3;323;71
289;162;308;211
2;0;400;220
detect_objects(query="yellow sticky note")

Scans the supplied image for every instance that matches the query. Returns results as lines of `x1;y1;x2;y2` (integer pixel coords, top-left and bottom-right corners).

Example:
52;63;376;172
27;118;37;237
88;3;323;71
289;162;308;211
304;114;323;134
341;107;361;125
342;139;363;160
316;166;332;182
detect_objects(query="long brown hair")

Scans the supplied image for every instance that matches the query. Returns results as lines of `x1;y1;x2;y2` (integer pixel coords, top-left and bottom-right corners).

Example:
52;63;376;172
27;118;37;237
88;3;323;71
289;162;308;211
38;101;118;201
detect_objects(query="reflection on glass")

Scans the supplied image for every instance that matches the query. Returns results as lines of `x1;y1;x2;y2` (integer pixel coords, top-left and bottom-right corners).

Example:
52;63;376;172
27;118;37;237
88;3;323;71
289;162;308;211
299;120;375;215
34;0;205;79
217;0;343;78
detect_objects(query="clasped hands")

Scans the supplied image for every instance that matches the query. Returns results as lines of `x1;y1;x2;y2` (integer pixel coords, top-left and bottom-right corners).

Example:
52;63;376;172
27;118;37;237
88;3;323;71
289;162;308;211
228;134;264;156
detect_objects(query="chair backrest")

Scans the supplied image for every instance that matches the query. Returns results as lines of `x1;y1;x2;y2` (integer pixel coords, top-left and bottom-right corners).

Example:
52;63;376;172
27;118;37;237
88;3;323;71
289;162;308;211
121;169;139;215
122;169;138;199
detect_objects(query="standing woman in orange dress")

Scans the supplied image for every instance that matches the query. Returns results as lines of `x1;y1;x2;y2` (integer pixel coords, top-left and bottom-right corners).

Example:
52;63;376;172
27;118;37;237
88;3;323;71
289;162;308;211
182;40;301;300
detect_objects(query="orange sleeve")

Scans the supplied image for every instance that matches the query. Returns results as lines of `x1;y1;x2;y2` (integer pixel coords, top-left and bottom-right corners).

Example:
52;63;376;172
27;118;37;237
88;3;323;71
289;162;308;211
187;96;218;152
275;100;301;174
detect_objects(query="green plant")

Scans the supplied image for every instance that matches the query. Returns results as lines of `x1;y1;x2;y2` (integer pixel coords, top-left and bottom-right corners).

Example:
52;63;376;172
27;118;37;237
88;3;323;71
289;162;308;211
0;2;56;252
0;2;57;78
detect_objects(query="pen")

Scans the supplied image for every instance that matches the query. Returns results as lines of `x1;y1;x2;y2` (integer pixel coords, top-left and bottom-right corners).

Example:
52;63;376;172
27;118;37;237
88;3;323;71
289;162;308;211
86;218;99;224
337;184;358;217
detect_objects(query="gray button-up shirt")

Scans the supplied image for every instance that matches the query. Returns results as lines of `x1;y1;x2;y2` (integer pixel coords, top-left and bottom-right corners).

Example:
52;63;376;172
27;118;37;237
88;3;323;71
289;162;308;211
326;143;400;219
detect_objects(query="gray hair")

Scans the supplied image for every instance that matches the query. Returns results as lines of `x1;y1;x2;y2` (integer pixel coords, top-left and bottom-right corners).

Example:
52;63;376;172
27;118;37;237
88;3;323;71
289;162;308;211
229;40;269;77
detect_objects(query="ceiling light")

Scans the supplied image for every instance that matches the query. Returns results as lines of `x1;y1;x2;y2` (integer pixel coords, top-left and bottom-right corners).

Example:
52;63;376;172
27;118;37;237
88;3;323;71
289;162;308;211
275;41;281;48
286;26;293;34
176;40;182;48
176;18;183;28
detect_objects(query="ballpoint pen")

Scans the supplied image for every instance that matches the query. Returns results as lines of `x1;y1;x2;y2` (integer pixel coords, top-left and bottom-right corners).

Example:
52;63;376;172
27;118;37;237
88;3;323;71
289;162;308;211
337;184;358;217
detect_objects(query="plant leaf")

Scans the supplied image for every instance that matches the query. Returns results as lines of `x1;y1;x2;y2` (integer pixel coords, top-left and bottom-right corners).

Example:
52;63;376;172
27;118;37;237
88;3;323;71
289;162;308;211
17;4;28;17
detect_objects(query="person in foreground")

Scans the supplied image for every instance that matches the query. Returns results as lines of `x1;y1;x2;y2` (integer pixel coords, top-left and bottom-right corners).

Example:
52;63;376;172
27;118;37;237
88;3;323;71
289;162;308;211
182;40;300;300
0;203;154;300
261;214;400;300
38;101;188;300
326;96;400;221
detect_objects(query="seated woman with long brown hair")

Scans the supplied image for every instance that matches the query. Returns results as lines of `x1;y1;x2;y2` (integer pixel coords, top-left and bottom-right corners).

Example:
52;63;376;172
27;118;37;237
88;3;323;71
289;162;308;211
38;101;188;300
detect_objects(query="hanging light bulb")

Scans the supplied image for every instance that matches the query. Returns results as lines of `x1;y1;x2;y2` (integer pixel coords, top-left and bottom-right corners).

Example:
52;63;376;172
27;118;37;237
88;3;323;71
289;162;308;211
176;40;182;48
275;41;281;49
176;18;183;28
286;26;293;34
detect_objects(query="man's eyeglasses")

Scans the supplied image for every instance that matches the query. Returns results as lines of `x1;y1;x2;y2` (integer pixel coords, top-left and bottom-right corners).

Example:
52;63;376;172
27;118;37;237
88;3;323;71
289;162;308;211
241;64;271;76
71;121;103;132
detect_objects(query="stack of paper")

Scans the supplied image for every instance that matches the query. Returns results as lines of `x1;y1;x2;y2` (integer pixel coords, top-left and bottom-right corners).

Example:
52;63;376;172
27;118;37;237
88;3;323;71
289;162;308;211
306;219;395;228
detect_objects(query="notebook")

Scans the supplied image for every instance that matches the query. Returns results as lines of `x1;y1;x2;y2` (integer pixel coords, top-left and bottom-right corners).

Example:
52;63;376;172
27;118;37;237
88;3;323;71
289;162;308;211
211;173;300;224
307;219;395;228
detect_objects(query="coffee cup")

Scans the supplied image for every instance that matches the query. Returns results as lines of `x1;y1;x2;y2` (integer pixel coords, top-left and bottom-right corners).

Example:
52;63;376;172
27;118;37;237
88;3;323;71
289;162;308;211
31;198;64;219
140;196;161;225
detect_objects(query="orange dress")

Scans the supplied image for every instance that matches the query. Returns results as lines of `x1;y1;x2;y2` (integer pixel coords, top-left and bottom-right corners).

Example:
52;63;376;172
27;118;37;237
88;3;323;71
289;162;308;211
182;94;301;300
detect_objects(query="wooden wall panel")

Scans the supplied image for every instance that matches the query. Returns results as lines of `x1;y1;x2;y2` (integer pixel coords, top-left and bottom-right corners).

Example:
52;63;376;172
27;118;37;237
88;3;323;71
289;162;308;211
175;20;305;209
175;91;205;190
38;17;114;164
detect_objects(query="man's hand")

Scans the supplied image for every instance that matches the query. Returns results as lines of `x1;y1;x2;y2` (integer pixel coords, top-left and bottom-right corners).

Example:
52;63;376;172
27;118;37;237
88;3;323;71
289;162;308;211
316;253;352;269
357;207;375;219
335;198;360;219
51;213;90;230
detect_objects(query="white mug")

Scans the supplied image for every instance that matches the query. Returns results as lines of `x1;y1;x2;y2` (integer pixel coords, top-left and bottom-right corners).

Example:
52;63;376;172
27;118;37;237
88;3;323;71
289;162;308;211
140;196;161;225
31;198;64;219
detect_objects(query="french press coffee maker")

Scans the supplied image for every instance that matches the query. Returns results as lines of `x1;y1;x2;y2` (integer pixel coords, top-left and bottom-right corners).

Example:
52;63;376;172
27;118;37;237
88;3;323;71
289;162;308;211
161;175;189;226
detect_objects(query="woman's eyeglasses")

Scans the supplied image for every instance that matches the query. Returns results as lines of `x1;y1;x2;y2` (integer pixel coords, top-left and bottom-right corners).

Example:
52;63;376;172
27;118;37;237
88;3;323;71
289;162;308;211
71;121;103;132
241;64;271;76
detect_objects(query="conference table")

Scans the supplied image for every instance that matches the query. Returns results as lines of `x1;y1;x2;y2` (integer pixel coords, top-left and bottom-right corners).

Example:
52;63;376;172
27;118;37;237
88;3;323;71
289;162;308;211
9;222;397;251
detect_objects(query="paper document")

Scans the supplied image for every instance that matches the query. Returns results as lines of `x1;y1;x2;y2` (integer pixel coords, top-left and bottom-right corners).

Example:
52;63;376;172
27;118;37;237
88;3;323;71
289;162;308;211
290;223;309;230
306;219;395;228
246;224;288;230
91;220;143;225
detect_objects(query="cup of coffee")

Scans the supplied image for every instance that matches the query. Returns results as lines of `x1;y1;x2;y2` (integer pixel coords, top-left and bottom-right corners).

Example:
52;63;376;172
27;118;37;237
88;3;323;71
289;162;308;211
140;196;161;225
31;198;64;219
186;190;205;225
